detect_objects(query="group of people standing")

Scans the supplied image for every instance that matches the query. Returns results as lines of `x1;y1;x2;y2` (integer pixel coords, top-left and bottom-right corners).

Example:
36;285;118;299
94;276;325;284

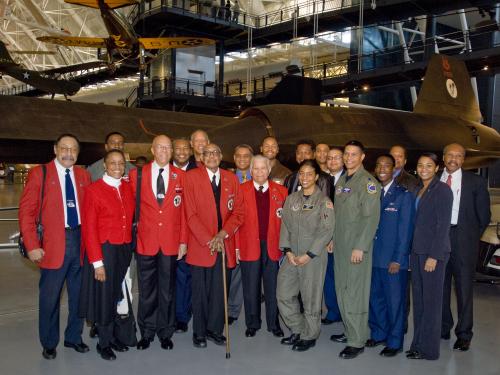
18;130;490;363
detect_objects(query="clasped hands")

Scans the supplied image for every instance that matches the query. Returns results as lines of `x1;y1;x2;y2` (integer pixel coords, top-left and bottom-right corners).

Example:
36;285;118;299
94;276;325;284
208;230;228;255
286;252;311;266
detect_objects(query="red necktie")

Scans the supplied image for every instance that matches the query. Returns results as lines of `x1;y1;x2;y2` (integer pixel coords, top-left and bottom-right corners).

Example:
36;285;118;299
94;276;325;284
446;174;452;187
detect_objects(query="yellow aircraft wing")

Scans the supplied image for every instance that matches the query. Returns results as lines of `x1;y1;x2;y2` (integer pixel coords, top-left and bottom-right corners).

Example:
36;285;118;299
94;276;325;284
139;37;215;50
37;36;107;48
63;0;138;9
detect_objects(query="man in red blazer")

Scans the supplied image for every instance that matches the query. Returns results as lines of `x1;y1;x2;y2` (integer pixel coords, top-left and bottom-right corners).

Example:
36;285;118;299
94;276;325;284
236;155;287;338
19;134;91;360
129;135;188;351
184;143;244;348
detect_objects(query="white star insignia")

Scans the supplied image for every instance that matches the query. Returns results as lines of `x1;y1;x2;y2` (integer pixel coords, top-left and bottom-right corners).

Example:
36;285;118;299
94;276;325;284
23;71;30;79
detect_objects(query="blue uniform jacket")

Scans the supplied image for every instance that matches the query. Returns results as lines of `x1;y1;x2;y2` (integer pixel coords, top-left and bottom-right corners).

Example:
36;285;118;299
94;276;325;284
373;183;415;269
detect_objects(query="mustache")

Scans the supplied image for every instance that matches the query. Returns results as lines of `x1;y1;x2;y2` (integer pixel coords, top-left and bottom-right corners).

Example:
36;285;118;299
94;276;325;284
61;156;75;161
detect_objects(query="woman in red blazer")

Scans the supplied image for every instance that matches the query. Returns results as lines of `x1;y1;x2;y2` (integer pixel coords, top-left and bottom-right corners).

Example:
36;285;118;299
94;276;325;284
236;155;288;338
80;150;135;361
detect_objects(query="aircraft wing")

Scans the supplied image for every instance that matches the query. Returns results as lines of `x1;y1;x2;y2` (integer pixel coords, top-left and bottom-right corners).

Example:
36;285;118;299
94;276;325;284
139;37;215;50
63;0;138;9
37;36;107;48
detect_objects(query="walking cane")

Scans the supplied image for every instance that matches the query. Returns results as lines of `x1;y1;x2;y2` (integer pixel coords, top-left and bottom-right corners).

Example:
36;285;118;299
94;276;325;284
220;247;231;359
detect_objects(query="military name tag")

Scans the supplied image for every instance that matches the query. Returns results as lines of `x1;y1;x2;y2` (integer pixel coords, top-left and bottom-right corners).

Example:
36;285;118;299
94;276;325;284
342;187;351;193
302;203;314;210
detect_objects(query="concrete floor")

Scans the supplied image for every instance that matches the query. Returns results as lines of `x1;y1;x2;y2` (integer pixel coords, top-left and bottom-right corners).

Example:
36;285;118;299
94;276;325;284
1;182;499;375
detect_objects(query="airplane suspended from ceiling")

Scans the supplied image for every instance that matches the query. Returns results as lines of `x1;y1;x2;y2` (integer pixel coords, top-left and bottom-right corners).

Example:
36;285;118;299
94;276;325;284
0;40;103;98
37;0;215;68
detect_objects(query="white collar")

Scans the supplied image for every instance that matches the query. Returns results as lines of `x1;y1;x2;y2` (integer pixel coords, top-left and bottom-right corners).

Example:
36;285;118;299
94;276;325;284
382;179;394;195
54;158;73;173
206;167;220;182
153;161;169;175
253;180;269;192
443;168;462;178
103;173;122;188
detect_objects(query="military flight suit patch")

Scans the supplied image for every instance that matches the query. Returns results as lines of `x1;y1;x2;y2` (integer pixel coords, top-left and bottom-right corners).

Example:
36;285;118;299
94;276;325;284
367;182;377;194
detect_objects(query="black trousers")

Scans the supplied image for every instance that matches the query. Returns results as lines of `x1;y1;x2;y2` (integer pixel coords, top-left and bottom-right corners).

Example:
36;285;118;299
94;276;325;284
136;252;176;340
191;253;232;337
240;240;280;331
410;253;449;360
442;226;476;341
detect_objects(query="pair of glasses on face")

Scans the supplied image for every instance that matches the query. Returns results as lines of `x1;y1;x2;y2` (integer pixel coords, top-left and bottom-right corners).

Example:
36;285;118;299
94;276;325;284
203;150;221;157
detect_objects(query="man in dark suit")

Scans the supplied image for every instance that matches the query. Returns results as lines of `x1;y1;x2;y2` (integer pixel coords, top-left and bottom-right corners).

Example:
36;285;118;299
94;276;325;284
390;145;418;193
440;143;490;351
172;138;198;333
19;134;91;360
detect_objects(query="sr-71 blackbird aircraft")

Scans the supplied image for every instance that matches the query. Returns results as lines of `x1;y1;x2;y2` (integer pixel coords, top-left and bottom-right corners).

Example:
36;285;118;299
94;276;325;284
0;54;499;168
36;0;215;66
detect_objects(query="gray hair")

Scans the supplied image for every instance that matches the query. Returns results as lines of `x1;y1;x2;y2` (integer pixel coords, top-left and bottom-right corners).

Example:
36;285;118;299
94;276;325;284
250;154;271;173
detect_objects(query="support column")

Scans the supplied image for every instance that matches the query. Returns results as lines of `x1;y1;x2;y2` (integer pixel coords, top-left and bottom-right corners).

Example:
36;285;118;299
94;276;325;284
218;40;225;98
424;14;437;58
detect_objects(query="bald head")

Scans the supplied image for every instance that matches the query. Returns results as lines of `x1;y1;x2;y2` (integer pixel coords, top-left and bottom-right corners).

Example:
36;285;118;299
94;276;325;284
151;135;172;167
191;129;210;161
443;143;466;173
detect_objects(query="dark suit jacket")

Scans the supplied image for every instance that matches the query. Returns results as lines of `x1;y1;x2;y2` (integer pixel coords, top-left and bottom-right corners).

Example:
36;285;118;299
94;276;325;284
441;170;490;260
328;169;345;203
412;177;453;261
395;168;419;193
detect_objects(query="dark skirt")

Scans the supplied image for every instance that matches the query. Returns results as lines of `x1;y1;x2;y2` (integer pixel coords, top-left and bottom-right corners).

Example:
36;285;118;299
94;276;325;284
79;242;132;325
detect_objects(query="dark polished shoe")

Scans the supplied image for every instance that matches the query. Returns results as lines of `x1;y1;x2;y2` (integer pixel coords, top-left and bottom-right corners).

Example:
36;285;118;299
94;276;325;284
245;328;257;337
453;338;471;351
193;335;207;348
136;337;152;350
96;344;116;361
42;348;57;360
207;331;226;346
339;346;364;359
405;349;416;355
366;339;385;348
292;339;316;352
64;341;90;353
441;332;451;340
407;350;425;359
321;318;334;325
175;321;188;333
89;323;98;338
228;317;237;325
110;341;128;352
160;337;174;350
380;347;402;357
281;333;300;345
271;328;284;338
330;333;347;343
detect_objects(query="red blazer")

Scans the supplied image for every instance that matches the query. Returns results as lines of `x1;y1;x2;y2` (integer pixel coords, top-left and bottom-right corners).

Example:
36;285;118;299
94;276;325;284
18;161;91;269
236;181;288;261
82;179;135;263
184;167;244;268
129;163;188;256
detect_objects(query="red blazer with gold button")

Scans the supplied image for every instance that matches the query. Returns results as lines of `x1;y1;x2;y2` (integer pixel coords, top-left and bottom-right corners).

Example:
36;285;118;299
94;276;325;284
82;179;135;263
129;163;187;256
184;167;244;268
18;160;91;269
236;180;288;262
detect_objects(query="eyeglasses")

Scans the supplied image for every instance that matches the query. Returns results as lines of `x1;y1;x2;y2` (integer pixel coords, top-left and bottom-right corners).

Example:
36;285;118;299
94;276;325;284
58;146;78;153
203;150;221;157
154;145;173;151
327;156;343;161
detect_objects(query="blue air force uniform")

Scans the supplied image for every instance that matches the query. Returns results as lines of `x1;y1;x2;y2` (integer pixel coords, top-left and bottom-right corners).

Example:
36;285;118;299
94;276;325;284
369;182;414;350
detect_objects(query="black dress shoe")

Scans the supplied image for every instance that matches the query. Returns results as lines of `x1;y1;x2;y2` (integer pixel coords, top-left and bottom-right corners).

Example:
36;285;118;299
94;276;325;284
160;337;174;350
405;349;416;355
175;321;188;333
271;328;284;338
321;318;334;325
281;333;300;345
136;337;152;350
64;341;90;353
110;341;129;352
207;331;226;346
453;338;471;351
292;339;316;352
42;348;57;360
193;335;207;348
406;350;425;359
245;328;257;337
339;346;364;359
89;324;98;338
441;332;451;340
330;333;347;343
228;317;237;325
96;344;116;361
366;339;385;347
380;347;402;357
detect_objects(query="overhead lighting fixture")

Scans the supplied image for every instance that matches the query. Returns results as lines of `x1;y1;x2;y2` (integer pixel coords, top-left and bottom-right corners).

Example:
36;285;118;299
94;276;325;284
483;65;489;71
362;84;370;91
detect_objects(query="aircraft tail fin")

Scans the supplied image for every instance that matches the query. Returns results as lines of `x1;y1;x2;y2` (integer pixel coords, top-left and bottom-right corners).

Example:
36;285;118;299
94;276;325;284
0;40;15;64
64;0;138;9
414;54;482;123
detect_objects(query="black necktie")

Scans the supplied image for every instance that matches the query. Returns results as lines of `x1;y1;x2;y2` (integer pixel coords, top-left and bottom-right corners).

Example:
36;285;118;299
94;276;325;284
157;168;165;205
211;174;218;192
258;185;264;193
65;169;78;228
380;188;385;202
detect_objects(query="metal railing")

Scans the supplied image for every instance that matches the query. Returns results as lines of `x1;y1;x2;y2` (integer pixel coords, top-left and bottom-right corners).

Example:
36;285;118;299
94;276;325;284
0;206;19;251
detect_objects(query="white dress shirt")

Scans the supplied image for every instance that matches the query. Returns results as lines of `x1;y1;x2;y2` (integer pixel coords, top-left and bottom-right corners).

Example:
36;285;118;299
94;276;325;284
206;167;220;186
382;179;394;197
54;158;81;228
440;168;462;225
253;180;269;192
331;170;344;186
152;162;170;199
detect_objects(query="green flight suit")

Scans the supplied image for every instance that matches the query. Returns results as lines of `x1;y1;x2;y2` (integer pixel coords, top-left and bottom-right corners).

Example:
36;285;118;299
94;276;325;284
333;166;380;348
277;187;335;340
